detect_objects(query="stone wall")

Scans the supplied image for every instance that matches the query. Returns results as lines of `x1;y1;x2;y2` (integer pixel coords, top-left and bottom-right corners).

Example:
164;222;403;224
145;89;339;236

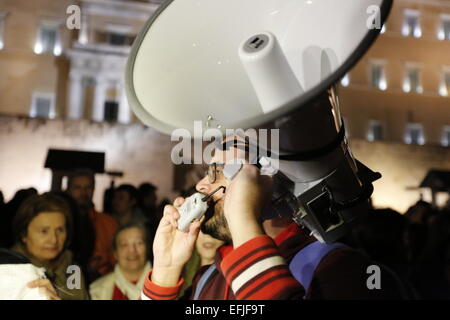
0;115;449;213
0;115;176;210
350;139;450;213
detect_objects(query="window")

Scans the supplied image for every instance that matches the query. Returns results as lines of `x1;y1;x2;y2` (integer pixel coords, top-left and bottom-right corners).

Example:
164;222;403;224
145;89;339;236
403;65;422;93
438;15;450;40
104;101;119;122
439;69;450;97
370;62;387;90
405;123;425;145
30;92;55;119
442;126;450;147
0;12;7;50
107;33;128;46
367;120;384;142
402;9;421;38
34;21;61;55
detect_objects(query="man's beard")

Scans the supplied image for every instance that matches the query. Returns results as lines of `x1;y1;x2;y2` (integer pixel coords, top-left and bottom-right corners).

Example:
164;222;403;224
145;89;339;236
200;198;232;244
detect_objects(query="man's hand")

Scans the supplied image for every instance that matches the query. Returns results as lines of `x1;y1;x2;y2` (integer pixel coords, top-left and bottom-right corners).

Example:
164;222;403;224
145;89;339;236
151;197;201;287
224;164;273;247
27;279;61;300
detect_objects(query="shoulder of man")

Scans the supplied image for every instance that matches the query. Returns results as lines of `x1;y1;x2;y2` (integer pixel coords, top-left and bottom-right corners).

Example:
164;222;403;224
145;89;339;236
309;246;403;300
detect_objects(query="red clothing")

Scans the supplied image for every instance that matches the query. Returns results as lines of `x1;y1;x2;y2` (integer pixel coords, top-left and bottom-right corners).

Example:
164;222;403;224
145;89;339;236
89;209;119;276
141;222;405;300
112;285;129;300
112;281;138;300
142;223;305;300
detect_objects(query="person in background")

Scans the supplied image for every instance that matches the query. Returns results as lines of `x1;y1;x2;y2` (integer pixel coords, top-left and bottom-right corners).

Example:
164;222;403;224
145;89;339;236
179;231;224;297
66;169;118;282
11;193;89;300
409;210;450;299
55;191;96;286
138;183;160;247
112;184;148;227
0;190;4;207
0;188;37;248
89;223;152;300
0;248;62;300
404;200;436;269
196;231;225;267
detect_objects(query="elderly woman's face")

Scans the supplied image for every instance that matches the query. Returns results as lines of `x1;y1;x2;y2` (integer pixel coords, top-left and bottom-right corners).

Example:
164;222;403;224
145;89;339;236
115;227;147;273
23;212;67;262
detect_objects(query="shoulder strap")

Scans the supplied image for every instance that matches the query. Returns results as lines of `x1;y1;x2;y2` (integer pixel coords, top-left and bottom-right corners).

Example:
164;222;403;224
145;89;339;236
289;241;346;296
193;264;218;300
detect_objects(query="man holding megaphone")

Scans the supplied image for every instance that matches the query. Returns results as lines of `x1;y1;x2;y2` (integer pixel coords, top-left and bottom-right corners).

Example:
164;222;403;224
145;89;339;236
140;136;405;300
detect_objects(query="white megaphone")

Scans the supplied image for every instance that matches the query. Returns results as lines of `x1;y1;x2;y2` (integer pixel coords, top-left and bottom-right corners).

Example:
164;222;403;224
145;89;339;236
125;0;392;243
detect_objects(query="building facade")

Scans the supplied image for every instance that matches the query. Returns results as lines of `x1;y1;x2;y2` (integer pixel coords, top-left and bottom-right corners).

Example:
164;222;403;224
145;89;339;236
0;0;159;122
340;0;450;147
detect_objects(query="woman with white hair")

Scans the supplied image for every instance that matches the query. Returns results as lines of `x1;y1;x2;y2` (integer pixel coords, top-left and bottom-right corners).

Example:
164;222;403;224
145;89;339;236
89;223;152;300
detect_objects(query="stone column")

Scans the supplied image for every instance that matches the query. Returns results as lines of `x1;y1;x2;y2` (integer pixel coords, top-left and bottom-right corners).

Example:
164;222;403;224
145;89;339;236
92;77;107;122
67;72;84;119
117;80;131;124
78;13;89;44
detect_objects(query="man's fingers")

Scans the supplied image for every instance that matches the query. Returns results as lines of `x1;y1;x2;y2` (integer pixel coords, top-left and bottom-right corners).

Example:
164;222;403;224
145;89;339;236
162;205;180;228
173;197;185;208
188;219;201;239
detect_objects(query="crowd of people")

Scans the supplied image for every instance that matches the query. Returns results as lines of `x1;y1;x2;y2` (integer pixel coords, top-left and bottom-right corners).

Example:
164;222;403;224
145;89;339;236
0;165;449;300
0;170;164;300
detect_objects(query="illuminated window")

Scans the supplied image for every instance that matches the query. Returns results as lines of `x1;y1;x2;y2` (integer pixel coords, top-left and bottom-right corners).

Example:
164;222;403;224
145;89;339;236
403;65;422;93
34;21;61;56
370;62;387;90
438;15;450;40
402;9;421;38
405;123;425;145
367;120;384;142
442;126;450;147
0;12;6;50
30;92;56;119
439;69;450;96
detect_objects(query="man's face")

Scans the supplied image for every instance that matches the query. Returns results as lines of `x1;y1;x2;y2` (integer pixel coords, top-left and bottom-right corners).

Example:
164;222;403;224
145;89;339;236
67;176;95;207
195;143;247;243
112;190;136;216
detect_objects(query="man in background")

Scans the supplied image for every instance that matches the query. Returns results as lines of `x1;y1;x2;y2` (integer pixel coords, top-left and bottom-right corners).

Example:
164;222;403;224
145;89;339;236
66;169;118;282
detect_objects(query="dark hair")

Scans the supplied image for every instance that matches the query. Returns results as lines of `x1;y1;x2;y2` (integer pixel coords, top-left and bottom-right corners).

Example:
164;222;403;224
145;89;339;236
112;222;149;252
116;184;139;202
67;169;95;189
12;193;73;247
138;183;157;195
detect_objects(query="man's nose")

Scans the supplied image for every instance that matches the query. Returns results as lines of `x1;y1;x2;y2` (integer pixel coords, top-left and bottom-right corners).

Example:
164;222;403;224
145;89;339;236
196;175;212;194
